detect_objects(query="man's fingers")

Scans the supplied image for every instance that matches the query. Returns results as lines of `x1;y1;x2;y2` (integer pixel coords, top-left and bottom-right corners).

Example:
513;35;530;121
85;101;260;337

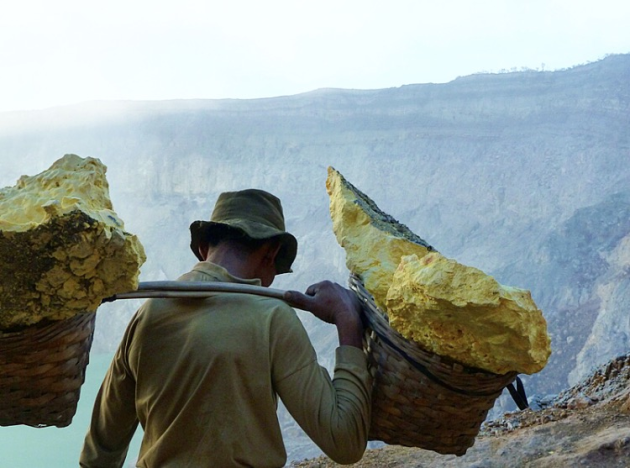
306;280;332;296
284;290;313;310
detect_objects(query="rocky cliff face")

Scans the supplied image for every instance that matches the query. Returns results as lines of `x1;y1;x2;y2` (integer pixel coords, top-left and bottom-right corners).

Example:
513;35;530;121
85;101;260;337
0;53;628;461
498;189;630;394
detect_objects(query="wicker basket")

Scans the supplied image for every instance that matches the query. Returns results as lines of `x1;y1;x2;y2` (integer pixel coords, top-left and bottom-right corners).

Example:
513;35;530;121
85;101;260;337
0;312;96;428
349;275;517;456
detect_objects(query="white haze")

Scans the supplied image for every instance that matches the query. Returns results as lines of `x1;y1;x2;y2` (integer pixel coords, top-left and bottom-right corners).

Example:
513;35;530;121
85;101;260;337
1;0;629;112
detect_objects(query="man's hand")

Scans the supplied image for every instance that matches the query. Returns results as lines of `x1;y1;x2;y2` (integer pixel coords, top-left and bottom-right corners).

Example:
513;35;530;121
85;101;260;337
285;281;364;348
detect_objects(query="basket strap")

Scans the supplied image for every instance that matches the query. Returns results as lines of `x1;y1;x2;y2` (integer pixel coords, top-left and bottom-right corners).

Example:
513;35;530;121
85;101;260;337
506;376;529;410
365;312;513;398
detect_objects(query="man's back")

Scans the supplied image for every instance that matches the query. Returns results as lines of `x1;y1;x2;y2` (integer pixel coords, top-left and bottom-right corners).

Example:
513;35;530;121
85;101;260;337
81;262;371;467
131;288;303;465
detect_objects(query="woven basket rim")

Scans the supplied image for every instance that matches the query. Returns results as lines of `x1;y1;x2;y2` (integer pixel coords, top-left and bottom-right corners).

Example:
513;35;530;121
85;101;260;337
349;274;516;397
348;274;516;454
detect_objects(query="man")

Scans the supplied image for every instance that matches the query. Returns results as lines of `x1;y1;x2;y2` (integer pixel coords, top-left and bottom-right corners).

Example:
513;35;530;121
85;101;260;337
80;189;372;467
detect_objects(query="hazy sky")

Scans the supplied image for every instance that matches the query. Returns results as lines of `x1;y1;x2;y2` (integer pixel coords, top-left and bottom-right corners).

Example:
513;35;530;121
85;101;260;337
1;0;629;112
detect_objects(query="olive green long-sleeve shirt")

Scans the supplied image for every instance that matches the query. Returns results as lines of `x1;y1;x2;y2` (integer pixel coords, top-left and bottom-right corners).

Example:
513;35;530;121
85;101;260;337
80;262;372;467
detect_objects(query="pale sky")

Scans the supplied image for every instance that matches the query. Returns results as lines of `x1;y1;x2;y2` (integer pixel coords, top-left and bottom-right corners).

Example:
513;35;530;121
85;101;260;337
1;0;629;113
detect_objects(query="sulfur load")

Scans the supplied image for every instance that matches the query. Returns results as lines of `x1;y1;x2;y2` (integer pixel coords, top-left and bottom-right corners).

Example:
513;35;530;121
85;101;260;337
0;154;146;330
326;166;551;375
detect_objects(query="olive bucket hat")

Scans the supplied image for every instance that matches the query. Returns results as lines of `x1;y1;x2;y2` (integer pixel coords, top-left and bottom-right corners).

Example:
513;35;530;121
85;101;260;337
189;189;298;274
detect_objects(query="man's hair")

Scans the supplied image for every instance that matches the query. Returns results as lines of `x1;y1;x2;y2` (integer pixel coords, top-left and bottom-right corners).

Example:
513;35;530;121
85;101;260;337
202;228;279;255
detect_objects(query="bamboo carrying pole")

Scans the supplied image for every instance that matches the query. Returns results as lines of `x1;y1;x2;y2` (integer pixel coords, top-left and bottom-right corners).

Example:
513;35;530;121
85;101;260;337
103;281;288;302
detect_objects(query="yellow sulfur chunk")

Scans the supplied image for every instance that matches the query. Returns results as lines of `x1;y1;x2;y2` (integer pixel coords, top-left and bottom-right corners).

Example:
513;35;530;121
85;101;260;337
386;253;551;374
326;166;551;375
0;154;146;330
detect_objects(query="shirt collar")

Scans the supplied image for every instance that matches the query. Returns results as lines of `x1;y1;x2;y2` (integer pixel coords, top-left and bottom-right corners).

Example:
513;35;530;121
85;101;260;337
190;261;263;286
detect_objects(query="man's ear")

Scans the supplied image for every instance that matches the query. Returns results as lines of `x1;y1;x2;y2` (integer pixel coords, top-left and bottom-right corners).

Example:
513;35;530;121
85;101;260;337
263;241;282;267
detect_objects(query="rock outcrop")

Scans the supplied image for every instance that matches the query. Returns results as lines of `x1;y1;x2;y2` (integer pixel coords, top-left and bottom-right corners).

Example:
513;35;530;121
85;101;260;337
0;154;146;329
327;167;551;374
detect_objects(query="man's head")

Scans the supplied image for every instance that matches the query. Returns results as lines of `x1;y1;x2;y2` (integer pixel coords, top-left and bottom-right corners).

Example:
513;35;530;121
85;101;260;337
190;189;298;275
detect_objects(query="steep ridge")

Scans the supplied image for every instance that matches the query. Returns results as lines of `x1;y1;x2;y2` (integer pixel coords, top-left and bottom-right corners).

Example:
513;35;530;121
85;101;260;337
499;190;630;394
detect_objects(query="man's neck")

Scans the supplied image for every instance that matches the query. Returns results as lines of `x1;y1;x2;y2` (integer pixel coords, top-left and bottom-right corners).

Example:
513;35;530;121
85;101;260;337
205;244;258;281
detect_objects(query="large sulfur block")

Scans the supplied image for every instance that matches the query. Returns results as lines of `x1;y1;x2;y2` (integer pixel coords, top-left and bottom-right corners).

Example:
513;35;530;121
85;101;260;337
387;253;551;374
327;166;551;375
0;154;146;329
